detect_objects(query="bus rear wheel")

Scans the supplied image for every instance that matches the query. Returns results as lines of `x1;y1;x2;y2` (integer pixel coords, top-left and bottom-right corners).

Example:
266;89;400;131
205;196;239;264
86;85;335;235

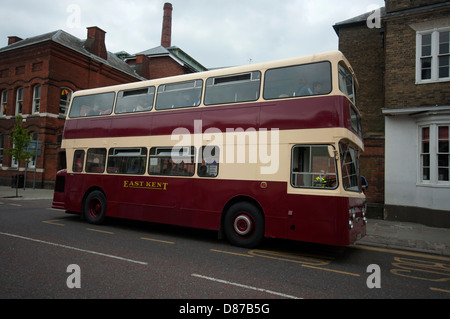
224;202;264;248
83;190;107;225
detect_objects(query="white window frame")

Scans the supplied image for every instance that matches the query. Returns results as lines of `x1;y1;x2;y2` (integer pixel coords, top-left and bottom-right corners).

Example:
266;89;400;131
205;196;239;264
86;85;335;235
416;26;450;84
15;87;23;115
32;85;41;114
27;133;38;169
418;121;450;186
59;87;72;116
0;134;3;167
1;90;7;116
11;142;18;169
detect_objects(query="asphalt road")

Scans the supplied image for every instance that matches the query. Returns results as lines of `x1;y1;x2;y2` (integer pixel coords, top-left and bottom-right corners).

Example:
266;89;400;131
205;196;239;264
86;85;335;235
1;198;449;307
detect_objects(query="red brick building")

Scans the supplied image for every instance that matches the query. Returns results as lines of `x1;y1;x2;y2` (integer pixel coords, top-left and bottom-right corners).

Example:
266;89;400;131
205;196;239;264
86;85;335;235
0;3;206;189
123;2;207;79
0;27;145;188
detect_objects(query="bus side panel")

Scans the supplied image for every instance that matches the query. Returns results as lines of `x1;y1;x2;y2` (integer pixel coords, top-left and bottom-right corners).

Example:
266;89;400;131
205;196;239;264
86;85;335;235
106;177;288;232
62;96;356;141
52;171;86;214
286;195;365;246
53;171;365;246
72;175;288;234
52;170;68;210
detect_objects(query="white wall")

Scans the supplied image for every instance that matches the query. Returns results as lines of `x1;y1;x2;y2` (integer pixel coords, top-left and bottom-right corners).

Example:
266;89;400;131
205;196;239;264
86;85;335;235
385;115;450;212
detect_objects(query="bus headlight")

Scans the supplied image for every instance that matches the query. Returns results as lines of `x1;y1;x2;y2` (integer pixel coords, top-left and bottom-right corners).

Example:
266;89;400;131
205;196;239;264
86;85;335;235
349;220;354;229
349;207;356;220
362;201;367;217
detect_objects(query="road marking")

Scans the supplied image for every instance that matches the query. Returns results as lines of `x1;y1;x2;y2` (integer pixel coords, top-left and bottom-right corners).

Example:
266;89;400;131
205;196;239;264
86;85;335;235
87;228;114;235
430;287;450;294
353;245;450;262
249;249;333;266
141;237;175;245
302;264;360;277
0;232;148;265
243;249;361;277
192;274;301;299
210;249;254;258
390;256;450;282
42;219;65;226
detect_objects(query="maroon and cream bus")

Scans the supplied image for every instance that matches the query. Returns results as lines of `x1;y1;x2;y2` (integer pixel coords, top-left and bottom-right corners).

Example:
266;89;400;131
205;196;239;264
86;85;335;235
52;50;366;248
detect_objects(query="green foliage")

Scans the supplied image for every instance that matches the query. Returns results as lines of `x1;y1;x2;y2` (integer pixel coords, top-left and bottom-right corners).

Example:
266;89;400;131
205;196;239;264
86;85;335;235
6;115;36;194
6;115;34;164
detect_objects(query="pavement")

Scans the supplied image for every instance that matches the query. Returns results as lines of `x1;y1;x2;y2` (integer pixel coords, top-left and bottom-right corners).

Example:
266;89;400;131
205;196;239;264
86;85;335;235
1;186;450;256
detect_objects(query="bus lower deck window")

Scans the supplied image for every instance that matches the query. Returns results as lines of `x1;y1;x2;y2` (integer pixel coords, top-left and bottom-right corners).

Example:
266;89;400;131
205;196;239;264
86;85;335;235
291;145;337;189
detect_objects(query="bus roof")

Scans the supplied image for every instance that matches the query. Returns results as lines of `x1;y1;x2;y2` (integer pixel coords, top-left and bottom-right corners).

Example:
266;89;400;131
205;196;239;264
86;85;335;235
71;50;355;98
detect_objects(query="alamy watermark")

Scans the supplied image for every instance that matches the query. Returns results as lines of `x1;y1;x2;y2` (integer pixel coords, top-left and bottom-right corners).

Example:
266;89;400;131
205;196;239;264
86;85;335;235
366;4;382;29
66;264;81;289
171;120;280;175
65;264;381;290
367;264;381;288
66;4;82;29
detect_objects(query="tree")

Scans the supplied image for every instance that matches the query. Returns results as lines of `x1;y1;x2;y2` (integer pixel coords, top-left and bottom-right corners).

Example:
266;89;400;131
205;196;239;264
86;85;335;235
6;115;35;197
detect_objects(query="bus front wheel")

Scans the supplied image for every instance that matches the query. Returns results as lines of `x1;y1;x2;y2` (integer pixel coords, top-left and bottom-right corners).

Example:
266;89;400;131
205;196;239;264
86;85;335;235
83;190;107;225
224;202;264;248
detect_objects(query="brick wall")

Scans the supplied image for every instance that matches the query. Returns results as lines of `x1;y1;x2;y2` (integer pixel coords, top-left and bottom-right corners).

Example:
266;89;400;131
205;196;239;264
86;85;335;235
337;24;385;136
148;56;187;80
336;23;386;204
386;0;448;13
0;40;140;188
384;6;450;108
360;137;385;204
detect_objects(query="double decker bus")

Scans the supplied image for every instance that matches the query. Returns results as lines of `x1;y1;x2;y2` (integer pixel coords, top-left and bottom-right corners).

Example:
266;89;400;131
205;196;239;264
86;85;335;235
52;50;366;248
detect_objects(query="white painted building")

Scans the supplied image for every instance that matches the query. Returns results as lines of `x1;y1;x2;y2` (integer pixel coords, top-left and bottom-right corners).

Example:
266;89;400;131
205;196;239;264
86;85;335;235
384;106;450;226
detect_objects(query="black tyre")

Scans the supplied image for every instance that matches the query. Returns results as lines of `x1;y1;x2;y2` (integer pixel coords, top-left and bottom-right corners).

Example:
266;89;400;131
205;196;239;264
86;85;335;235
83;190;107;225
223;202;264;248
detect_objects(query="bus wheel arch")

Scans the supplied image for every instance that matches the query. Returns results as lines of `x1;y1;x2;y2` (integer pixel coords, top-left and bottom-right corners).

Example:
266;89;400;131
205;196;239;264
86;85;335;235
222;197;265;248
83;188;107;225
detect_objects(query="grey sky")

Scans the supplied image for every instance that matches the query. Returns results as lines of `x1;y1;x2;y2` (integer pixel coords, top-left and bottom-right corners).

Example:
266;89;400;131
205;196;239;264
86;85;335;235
0;0;385;68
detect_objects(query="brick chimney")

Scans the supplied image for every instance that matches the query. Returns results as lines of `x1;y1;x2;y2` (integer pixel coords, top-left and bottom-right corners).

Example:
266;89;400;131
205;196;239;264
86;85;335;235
161;3;173;48
85;26;108;60
135;54;151;79
8;36;23;45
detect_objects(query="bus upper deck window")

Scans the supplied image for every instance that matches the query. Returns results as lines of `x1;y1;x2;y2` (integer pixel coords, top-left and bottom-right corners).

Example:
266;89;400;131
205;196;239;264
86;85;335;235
204;71;261;105
155;80;203;110
338;63;356;104
115;87;155;114
264;62;332;100
69;92;115;118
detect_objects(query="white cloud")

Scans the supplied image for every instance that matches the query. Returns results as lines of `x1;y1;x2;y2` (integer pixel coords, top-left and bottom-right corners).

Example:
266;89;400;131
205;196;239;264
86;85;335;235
1;0;385;68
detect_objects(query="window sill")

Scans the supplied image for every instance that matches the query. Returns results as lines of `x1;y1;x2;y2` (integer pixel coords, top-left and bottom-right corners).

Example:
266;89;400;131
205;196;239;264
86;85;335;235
417;182;450;188
416;78;450;85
